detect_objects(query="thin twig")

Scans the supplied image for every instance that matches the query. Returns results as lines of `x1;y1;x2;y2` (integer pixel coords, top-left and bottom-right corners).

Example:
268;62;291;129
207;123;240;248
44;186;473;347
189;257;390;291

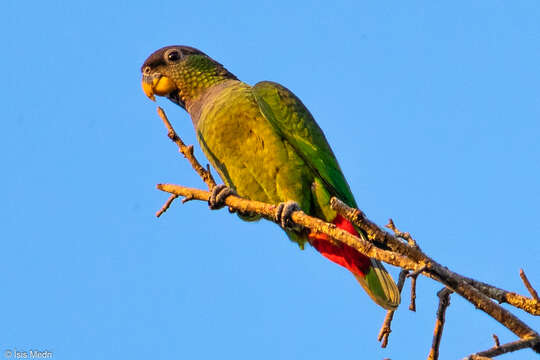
492;334;500;348
408;265;428;279
388;221;425;312
156;194;178;217
409;275;418;312
465;338;540;359
519;269;539;301
407;264;427;312
427;288;452;360
157;107;216;190
387;218;419;248
460;275;540;316
182;195;194;203
378;270;409;348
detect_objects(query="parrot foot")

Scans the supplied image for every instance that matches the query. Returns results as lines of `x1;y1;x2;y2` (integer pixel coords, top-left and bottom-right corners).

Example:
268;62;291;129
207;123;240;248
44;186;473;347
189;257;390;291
275;201;302;231
208;184;236;210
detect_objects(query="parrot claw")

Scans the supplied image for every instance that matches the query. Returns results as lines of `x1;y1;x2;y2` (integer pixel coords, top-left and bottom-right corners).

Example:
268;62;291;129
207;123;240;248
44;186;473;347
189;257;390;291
208;184;236;210
275;201;302;231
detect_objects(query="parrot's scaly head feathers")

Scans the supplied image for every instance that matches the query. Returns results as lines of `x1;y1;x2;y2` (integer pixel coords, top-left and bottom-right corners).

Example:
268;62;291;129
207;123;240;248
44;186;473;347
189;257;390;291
141;45;237;109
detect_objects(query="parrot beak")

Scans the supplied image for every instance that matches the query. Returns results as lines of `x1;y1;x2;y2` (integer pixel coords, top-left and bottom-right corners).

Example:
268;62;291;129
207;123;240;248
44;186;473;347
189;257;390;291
142;80;156;101
141;73;177;101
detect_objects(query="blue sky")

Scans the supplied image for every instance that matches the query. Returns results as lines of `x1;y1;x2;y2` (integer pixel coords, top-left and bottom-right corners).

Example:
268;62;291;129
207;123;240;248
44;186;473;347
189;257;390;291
2;1;539;359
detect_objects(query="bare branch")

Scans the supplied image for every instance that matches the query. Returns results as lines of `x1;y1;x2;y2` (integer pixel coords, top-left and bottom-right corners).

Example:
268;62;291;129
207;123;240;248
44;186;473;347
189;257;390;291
386;221;423;312
386;218;419;249
460;276;540;316
330;198;540;314
330;197;540;338
427;288;452;360
181;195;194;203
520;269;539;301
157;183;540;347
156;183;420;272
492;334;500;348
157;107;216;190
153;107;540;357
406;264;428;312
407;264;428;279
378;270;409;348
409;274;418;312
156;194;178;217
465;338;540;359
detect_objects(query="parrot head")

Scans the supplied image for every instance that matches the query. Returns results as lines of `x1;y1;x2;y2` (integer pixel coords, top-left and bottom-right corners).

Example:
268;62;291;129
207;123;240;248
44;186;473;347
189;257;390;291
141;45;237;109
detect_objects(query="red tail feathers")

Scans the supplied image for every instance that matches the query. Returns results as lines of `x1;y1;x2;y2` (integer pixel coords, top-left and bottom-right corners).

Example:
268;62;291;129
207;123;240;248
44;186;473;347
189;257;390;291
308;214;371;277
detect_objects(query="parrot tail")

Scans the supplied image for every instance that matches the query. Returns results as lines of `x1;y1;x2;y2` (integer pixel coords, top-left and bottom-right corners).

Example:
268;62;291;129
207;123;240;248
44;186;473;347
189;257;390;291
309;215;400;310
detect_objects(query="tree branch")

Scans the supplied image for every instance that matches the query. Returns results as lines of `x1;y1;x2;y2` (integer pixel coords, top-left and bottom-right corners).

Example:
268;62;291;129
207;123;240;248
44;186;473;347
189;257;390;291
330;198;540;327
156;184;540;352
378;270;409;348
427;288;453;360
408;274;418;312
156;183;421;272
330;198;540;315
152;107;540;357
157;107;216;190
492;334;500;348
520;268;539;301
460;275;540;316
464;338;540;359
156;194;178;217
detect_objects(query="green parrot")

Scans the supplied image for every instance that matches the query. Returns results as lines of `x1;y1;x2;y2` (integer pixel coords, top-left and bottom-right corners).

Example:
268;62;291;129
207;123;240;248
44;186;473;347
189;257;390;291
141;45;400;310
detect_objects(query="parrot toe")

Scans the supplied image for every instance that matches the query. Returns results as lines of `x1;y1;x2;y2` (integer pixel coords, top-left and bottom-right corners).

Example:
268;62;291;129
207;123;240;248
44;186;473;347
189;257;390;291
208;184;236;210
275;201;302;231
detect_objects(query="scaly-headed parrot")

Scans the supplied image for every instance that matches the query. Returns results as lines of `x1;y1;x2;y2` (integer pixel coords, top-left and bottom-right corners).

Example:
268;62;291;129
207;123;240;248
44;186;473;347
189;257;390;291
141;45;400;310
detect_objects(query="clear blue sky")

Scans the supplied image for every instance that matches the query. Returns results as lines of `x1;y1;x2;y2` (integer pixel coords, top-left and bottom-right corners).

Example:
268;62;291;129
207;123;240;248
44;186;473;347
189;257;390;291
2;1;539;359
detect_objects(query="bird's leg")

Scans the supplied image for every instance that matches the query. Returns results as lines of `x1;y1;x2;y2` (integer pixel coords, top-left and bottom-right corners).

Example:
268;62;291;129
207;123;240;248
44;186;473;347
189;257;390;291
275;201;302;231
208;184;236;210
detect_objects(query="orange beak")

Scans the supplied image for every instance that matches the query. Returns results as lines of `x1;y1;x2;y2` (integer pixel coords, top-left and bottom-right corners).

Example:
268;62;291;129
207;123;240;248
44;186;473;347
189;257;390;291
141;75;177;101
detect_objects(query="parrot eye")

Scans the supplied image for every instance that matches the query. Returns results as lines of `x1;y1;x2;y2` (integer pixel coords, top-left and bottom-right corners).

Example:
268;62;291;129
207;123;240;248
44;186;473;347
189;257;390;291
166;50;181;62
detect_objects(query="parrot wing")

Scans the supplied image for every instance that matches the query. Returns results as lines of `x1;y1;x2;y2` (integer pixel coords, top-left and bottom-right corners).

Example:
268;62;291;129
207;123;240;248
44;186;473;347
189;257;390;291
252;81;356;208
252;81;400;310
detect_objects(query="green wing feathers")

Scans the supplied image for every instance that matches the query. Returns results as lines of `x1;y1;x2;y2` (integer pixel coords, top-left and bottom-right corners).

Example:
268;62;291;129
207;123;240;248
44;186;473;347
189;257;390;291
252;81;357;208
253;81;400;310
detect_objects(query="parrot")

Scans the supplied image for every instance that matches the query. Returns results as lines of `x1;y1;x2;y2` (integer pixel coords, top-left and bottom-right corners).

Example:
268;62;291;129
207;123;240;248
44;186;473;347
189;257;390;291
141;45;400;310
